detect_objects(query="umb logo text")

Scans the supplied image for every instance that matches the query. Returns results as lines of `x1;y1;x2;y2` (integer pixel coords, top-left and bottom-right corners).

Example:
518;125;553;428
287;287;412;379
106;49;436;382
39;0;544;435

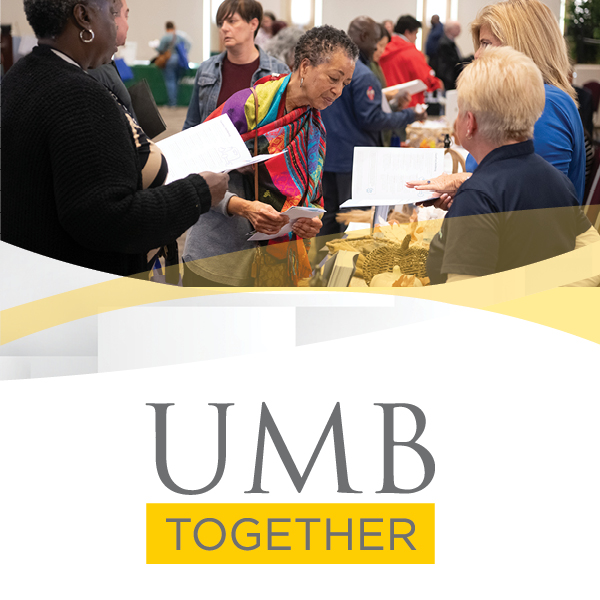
146;402;435;564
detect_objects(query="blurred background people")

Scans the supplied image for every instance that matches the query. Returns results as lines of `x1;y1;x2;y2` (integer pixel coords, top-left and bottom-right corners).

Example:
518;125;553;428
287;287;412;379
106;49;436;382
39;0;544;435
156;21;191;107
254;10;276;47
263;26;305;71
2;0;228;277
435;21;464;91
425;14;443;71
382;20;395;38
183;0;289;130
370;22;390;88
379;14;443;106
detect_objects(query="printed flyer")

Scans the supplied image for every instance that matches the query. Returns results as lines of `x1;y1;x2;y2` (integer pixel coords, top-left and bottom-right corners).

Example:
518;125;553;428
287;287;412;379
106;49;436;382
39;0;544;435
2;241;599;598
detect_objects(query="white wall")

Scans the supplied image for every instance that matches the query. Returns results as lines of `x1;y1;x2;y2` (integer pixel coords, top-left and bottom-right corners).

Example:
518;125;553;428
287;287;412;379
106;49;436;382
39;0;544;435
2;0;564;63
2;0;35;38
322;0;418;32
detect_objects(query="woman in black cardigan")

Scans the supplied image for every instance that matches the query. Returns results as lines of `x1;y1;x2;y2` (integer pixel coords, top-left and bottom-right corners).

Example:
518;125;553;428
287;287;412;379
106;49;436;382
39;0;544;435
2;0;228;277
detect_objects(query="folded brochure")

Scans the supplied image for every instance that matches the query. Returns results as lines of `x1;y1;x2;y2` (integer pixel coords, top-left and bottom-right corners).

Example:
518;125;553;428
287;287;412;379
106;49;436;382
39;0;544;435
248;206;325;241
382;79;428;96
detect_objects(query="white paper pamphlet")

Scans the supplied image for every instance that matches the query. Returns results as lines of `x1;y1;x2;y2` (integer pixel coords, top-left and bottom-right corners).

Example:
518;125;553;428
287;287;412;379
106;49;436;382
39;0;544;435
248;206;325;241
340;146;445;208
382;79;428;96
156;114;286;184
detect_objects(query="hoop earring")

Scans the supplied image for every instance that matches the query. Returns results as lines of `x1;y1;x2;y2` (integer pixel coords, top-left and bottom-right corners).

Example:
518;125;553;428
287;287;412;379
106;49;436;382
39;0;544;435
300;77;304;88
80;29;95;43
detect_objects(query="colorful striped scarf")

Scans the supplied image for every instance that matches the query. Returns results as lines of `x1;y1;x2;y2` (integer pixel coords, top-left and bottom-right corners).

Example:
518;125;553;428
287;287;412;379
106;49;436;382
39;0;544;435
206;74;325;284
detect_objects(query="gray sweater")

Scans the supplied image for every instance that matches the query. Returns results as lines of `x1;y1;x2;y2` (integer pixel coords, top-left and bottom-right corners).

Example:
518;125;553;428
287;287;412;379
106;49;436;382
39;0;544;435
183;171;257;285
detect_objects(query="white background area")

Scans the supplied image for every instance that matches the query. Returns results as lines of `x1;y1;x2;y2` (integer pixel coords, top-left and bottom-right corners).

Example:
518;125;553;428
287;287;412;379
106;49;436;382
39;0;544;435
2;304;599;598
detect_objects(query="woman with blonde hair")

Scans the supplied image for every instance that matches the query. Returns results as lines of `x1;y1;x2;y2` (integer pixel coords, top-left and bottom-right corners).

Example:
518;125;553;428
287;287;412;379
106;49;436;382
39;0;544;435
408;0;586;204
426;46;599;285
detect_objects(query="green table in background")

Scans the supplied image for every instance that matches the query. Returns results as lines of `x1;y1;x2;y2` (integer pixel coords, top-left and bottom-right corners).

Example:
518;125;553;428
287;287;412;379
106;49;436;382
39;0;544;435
124;64;198;107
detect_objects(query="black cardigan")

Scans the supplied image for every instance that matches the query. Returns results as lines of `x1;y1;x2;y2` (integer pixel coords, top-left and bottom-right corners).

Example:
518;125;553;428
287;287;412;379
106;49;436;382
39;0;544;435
1;45;211;276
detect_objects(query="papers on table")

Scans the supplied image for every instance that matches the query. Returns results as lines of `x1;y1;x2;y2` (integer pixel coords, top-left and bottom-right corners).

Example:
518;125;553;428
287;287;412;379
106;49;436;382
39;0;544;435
345;222;371;233
340;147;445;208
156;114;286;184
248;206;325;241
327;251;359;287
382;79;428;96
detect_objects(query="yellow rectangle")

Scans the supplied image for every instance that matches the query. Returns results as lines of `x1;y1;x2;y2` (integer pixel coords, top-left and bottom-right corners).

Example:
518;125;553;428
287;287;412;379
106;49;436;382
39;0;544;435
146;503;434;564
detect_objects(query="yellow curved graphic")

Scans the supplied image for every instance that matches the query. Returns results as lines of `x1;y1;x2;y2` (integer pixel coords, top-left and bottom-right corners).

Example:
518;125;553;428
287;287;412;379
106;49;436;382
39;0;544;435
1;242;599;346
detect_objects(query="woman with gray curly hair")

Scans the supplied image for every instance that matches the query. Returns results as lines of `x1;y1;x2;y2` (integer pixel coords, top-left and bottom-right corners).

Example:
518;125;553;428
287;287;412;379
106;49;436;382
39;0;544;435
183;25;359;286
2;0;228;277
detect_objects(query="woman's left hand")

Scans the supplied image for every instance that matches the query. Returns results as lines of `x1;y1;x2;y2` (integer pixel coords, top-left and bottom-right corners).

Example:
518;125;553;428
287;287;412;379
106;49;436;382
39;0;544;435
292;216;322;239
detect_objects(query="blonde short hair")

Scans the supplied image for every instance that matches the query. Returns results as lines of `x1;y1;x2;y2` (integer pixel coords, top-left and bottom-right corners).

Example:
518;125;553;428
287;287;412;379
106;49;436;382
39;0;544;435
457;46;545;146
471;0;576;102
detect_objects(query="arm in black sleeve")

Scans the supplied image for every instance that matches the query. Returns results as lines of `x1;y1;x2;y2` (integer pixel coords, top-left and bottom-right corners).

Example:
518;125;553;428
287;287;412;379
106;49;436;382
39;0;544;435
48;80;211;254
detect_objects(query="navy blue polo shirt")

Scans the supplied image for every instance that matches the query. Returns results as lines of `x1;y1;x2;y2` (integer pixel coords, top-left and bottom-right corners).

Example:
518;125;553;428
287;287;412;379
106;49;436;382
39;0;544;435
427;140;591;283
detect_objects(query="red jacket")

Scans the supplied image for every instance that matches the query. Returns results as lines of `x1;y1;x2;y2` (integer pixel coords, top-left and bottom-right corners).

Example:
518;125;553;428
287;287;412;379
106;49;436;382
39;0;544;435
379;36;442;106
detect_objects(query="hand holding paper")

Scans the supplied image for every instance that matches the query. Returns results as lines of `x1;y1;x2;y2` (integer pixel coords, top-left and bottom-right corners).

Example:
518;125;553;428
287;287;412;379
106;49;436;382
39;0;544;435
248;206;325;241
244;201;289;236
291;216;323;239
200;172;229;206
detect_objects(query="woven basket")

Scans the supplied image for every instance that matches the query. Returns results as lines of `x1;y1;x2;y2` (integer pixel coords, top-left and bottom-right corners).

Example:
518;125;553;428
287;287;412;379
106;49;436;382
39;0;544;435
362;234;429;285
406;122;452;149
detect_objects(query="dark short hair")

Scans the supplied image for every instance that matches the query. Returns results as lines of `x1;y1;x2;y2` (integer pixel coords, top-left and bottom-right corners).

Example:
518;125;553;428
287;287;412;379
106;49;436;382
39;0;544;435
216;0;262;38
293;25;359;71
24;0;100;39
263;11;276;21
165;21;175;30
394;15;421;35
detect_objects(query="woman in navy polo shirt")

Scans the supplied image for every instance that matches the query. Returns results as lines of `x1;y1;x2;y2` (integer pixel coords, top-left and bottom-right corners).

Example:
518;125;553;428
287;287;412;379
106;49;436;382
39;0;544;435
422;47;599;285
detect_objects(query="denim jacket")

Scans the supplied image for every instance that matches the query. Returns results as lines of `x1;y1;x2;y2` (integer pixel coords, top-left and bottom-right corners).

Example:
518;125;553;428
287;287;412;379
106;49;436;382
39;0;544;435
182;47;290;130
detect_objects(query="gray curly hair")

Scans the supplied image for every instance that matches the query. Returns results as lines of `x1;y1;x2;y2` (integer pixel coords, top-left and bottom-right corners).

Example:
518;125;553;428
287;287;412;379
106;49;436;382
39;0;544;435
293;25;359;71
24;0;102;39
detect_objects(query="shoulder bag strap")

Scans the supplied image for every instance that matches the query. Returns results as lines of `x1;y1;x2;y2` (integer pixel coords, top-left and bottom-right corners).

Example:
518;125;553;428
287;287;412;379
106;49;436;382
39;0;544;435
250;86;259;202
